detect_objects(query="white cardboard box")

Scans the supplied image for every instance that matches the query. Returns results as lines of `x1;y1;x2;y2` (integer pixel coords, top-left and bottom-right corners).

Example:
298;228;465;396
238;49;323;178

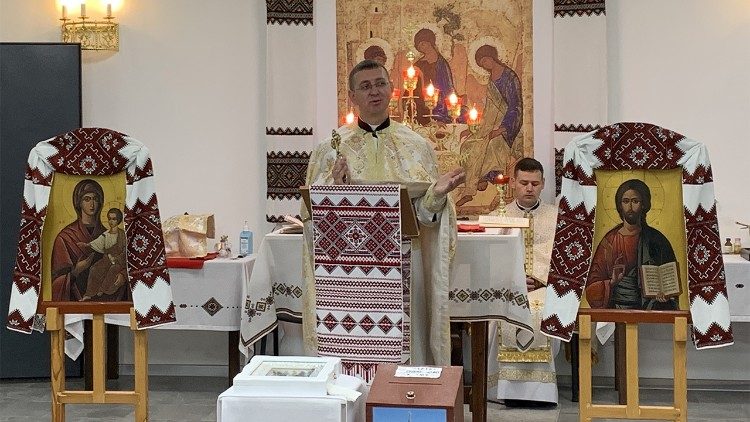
233;355;341;397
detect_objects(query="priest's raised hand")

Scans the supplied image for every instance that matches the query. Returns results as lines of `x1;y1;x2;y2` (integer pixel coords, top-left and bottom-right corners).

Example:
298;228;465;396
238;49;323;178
434;167;466;196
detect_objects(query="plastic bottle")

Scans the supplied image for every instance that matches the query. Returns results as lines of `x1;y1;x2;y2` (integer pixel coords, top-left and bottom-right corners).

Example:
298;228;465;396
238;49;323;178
734;238;742;254
239;220;253;256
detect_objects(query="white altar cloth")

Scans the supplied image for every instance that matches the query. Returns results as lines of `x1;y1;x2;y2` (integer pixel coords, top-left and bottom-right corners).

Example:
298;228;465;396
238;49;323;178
239;229;533;357
63;256;256;359
217;373;366;422
724;254;750;322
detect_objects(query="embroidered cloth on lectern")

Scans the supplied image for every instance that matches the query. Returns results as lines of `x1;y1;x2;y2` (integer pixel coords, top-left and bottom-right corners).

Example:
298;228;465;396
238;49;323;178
310;184;409;382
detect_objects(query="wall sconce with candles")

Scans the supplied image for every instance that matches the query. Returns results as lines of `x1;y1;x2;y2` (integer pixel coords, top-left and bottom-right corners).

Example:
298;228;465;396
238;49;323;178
60;1;119;51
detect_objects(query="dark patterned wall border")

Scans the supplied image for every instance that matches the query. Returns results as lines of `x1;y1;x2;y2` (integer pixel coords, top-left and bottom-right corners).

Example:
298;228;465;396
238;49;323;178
267;151;310;200
267;0;313;26
554;148;564;197
554;0;605;18
266;127;314;136
554;123;603;132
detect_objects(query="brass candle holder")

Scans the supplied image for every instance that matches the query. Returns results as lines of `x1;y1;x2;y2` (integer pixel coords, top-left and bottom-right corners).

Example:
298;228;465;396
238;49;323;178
389;89;401;119
445;93;462;124
401;52;419;127
422;83;440;120
489;172;510;216
495;184;507;216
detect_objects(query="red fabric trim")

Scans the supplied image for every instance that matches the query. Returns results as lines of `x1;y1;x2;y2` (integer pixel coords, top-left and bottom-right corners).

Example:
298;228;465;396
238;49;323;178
166;252;219;269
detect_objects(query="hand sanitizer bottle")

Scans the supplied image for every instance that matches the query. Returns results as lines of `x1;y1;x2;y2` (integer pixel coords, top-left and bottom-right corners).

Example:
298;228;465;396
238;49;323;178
239;221;252;256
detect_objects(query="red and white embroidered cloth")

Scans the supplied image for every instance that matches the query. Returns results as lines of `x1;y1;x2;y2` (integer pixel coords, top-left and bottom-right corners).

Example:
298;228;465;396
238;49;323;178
541;122;733;349
6;128;176;334
310;185;409;382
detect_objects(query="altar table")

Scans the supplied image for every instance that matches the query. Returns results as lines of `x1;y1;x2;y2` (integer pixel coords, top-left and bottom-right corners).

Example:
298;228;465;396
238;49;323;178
239;229;532;422
239;230;531;354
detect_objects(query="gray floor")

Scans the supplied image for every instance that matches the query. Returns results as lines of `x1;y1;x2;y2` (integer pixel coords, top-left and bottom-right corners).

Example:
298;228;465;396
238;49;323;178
0;376;748;421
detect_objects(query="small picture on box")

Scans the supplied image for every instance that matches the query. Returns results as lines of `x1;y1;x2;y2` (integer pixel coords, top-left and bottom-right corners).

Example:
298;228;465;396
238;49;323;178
249;361;326;378
267;368;316;377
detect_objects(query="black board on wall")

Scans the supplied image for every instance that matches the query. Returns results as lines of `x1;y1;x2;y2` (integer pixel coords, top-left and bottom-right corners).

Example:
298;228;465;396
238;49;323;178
0;43;82;378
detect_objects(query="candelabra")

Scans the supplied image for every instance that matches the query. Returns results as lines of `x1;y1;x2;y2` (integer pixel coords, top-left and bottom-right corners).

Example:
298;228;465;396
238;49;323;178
60;3;119;51
401;51;419;127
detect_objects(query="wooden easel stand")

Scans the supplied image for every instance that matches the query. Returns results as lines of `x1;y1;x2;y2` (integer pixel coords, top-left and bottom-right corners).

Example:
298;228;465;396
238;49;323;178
578;309;688;422
47;307;148;421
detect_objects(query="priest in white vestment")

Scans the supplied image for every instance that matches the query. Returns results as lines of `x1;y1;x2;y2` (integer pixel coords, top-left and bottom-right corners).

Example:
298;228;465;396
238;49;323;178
302;60;466;366
487;158;560;405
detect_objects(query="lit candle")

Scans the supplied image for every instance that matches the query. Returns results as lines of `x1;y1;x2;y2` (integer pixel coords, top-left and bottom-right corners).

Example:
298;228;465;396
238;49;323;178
62;5;67;19
345;110;355;124
80;2;86;18
425;82;435;99
107;3;112;18
448;92;458;106
406;65;416;79
468;105;478;123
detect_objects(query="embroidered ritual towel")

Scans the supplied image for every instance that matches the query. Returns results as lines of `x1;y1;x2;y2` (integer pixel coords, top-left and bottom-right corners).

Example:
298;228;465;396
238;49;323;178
541;122;733;349
7;128;176;335
310;184;409;382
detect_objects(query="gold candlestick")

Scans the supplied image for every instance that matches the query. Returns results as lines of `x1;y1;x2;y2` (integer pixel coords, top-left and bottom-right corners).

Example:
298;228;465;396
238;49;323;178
495;184;507;216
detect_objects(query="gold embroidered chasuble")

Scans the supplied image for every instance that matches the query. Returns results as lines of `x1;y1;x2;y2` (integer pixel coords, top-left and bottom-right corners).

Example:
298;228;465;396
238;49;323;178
302;120;456;365
505;200;557;285
490;200;559;400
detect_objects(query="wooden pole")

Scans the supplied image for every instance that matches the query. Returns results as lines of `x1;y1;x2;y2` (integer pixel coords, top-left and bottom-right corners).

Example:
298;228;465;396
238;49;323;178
578;314;592;422
47;308;66;422
131;308;149;422
673;317;688;422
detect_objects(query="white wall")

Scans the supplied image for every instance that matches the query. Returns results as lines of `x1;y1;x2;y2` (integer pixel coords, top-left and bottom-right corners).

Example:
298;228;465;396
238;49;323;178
607;0;750;244
1;0;268;371
552;0;750;381
2;0;748;380
2;0;269;250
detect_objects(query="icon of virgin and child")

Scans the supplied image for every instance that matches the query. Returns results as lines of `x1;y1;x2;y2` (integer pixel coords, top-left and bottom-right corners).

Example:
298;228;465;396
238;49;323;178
50;179;129;302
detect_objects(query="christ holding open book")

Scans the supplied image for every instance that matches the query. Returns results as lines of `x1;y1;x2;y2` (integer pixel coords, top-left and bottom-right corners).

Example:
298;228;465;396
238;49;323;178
585;179;679;310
